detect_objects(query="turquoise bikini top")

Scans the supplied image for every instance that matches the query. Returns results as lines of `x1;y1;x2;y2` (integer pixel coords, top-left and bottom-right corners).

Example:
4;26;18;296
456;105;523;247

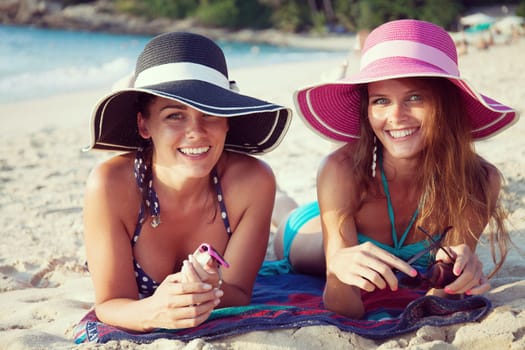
259;153;432;277
358;154;430;269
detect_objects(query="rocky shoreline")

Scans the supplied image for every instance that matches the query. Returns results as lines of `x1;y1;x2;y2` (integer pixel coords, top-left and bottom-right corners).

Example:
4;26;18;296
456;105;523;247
0;0;354;50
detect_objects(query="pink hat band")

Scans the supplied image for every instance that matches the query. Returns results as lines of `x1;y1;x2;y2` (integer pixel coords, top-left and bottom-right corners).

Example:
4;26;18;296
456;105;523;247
294;19;518;142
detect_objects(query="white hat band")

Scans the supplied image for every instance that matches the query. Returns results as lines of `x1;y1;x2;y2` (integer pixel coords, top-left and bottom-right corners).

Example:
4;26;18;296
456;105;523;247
360;40;460;76
134;62;230;89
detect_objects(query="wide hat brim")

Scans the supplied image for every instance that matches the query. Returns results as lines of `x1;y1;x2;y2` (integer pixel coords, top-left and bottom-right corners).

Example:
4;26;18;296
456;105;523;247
294;56;518;142
87;80;292;155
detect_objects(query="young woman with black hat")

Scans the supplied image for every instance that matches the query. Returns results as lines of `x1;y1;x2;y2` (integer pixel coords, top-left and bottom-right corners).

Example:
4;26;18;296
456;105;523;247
82;31;291;331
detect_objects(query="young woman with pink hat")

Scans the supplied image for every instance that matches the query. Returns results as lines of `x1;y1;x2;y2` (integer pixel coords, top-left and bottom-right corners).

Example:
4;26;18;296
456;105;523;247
82;31;291;331
270;19;517;319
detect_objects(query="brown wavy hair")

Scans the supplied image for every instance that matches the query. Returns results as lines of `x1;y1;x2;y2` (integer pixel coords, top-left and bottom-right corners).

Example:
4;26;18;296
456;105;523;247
350;77;509;278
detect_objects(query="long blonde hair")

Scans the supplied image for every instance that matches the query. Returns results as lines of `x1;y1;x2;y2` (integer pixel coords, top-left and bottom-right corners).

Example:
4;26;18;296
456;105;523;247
351;77;509;277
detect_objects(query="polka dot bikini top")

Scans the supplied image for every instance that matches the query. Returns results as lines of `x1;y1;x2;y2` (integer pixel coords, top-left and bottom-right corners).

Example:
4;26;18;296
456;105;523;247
132;148;232;298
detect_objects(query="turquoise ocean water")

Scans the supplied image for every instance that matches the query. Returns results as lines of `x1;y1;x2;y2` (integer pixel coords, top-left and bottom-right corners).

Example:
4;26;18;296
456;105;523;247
0;25;345;103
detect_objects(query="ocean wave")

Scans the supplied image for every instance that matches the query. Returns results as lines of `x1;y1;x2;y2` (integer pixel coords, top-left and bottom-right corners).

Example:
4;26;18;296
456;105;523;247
0;25;346;104
0;57;133;104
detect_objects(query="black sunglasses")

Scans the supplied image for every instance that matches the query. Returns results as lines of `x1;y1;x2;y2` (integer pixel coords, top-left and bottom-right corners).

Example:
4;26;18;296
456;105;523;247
395;226;456;289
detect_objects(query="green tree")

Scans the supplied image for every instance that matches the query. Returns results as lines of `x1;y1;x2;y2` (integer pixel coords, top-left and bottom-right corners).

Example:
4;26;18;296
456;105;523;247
114;0;197;19
333;0;360;32
195;0;239;27
195;0;272;29
259;0;312;32
517;0;525;17
59;0;95;5
418;0;463;29
229;0;273;28
335;0;463;32
111;0;468;33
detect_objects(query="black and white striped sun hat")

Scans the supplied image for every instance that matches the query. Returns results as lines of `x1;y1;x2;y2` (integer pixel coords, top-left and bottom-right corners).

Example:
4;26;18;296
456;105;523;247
86;31;292;154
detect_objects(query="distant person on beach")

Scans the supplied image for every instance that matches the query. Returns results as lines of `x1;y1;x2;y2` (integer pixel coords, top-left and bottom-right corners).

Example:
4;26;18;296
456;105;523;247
270;19;517;319
82;31;291;331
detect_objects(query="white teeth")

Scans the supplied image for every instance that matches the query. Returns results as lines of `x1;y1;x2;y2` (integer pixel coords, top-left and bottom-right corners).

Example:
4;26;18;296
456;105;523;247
179;146;210;155
388;129;416;139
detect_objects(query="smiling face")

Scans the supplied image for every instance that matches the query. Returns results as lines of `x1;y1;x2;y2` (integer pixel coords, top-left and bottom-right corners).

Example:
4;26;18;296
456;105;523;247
137;96;229;179
367;78;434;161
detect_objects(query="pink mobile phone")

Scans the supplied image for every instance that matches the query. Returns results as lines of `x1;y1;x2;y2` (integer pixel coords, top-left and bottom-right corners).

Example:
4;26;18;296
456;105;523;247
194;243;230;268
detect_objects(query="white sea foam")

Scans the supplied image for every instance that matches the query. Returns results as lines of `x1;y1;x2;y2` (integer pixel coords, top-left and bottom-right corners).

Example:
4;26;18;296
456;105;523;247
0;57;132;103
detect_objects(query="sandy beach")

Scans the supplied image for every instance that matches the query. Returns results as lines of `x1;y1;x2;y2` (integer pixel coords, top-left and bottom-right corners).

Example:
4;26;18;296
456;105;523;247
0;36;524;350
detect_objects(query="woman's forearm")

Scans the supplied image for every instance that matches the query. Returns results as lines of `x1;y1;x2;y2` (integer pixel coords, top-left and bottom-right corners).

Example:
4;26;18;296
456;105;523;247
218;282;252;307
95;297;155;332
323;275;365;319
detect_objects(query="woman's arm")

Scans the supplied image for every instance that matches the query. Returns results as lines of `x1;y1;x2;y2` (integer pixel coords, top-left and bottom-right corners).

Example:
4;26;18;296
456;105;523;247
215;154;276;307
318;148;416;318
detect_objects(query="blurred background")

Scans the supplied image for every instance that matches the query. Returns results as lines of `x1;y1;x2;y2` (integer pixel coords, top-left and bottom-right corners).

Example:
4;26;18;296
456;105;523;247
0;0;523;103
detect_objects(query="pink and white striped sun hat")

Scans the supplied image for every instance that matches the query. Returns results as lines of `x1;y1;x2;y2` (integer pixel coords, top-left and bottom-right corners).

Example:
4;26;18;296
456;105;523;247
294;19;518;142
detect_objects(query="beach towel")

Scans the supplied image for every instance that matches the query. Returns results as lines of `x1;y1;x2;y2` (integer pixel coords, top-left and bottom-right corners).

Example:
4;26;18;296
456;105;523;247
73;273;491;344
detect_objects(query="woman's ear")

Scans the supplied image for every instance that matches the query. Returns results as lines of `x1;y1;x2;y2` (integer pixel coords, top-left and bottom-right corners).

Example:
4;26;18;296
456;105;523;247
137;113;150;139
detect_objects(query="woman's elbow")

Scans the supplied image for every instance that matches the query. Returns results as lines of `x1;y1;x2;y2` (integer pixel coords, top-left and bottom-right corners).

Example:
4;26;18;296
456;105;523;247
220;287;251;307
322;288;365;319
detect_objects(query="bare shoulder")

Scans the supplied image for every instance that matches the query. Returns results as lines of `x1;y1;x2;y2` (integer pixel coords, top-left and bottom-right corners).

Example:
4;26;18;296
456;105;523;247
318;143;358;188
482;159;502;183
219;152;275;188
480;157;503;200
85;153;135;192
217;152;276;209
318;143;360;211
83;152;138;241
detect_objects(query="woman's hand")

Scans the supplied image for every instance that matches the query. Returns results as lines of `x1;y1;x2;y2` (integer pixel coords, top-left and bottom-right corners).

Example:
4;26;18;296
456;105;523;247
328;242;418;292
181;254;223;288
144;271;223;330
437;244;490;295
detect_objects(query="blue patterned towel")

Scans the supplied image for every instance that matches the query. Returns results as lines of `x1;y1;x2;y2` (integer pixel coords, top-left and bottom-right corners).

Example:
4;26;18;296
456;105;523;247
74;273;490;344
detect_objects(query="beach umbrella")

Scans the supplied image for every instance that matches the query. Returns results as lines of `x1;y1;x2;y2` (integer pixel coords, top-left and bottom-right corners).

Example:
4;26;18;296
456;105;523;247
460;13;495;32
